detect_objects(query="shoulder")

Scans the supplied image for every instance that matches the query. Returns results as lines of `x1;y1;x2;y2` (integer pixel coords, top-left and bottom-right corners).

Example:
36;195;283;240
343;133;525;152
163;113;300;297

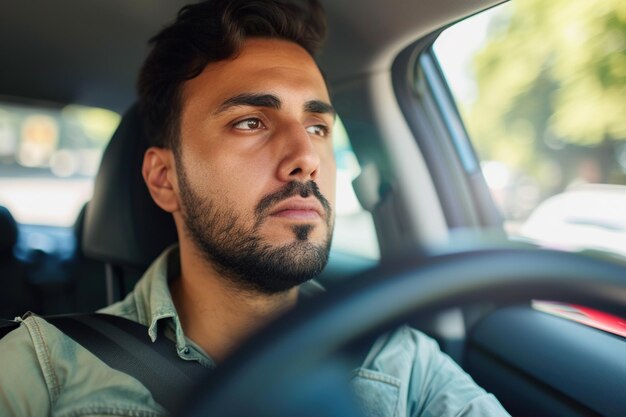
1;314;70;361
0;315;61;415
364;325;440;374
0;316;40;355
0;315;166;416
356;325;510;417
0;314;92;396
351;326;431;417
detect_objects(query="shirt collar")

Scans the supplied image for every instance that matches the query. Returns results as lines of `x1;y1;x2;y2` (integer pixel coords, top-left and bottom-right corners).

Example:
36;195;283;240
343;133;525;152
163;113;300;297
131;245;187;350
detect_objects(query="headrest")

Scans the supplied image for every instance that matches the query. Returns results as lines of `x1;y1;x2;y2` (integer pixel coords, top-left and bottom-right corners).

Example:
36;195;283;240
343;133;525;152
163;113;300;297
72;202;88;258
82;104;178;270
0;206;18;254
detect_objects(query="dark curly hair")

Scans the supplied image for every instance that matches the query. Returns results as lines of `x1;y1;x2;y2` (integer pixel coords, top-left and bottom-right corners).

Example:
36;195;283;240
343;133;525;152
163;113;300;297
137;0;327;150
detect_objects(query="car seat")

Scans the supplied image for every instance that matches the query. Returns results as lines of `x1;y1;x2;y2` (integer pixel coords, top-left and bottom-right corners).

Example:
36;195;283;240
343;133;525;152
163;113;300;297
69;202;108;312
0;205;37;318
82;104;178;304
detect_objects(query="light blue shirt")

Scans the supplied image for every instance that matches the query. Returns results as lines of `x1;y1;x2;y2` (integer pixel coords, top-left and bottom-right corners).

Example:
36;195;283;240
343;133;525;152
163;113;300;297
0;246;509;416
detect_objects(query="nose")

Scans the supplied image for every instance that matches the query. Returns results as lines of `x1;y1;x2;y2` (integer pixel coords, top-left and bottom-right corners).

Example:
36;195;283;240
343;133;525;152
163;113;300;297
276;124;321;183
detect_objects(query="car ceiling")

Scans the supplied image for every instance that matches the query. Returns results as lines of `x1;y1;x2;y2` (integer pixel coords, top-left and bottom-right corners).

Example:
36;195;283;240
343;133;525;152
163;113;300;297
0;0;500;113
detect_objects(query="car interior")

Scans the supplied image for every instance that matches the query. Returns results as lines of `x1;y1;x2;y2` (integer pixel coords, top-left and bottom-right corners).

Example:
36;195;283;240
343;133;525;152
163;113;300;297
2;0;626;416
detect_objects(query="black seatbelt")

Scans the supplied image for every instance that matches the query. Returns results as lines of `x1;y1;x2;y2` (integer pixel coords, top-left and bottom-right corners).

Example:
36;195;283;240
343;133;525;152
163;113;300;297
0;313;206;413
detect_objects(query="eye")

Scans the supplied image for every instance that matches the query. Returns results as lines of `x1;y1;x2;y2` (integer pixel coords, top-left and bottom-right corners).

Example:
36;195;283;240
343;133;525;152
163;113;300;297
233;118;265;131
306;124;329;137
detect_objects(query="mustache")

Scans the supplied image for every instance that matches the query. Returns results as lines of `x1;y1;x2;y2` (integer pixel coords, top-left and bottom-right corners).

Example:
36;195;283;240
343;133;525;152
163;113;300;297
255;180;331;220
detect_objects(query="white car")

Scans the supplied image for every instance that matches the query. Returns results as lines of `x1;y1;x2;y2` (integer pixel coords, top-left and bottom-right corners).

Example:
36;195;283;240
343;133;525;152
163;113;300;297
521;184;626;257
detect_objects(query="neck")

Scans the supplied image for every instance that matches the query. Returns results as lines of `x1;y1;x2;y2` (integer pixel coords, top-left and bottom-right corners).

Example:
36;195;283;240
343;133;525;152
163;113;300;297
170;240;298;363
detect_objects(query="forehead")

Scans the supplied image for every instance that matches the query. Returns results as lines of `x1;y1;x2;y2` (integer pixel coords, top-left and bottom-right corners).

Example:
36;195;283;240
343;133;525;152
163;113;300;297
182;38;330;109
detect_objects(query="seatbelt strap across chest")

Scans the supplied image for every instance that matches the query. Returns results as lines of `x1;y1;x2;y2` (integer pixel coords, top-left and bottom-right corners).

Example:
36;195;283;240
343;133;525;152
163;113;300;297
0;313;206;413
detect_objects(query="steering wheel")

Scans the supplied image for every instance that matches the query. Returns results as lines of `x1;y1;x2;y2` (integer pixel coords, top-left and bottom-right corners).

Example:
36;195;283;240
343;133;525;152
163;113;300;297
179;247;626;416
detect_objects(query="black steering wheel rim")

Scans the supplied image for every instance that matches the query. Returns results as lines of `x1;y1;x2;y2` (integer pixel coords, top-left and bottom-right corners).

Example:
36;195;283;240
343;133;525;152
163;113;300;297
181;247;626;416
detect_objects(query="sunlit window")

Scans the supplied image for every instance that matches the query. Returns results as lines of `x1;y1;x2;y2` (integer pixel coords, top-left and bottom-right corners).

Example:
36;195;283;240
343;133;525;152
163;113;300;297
434;0;626;257
332;118;380;260
0;101;120;226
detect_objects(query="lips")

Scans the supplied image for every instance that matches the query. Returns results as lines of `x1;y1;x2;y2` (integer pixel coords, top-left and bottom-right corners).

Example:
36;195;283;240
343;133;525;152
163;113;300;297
269;197;324;220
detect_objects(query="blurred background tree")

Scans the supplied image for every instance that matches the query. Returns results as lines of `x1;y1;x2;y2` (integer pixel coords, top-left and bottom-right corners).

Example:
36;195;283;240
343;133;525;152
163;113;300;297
465;0;626;213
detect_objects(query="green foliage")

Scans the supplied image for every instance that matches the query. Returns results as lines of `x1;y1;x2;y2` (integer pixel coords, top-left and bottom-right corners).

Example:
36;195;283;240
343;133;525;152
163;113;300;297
467;0;626;175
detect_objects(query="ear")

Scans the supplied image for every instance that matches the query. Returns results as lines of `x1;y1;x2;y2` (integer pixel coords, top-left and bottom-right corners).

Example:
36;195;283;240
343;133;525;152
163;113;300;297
142;147;180;213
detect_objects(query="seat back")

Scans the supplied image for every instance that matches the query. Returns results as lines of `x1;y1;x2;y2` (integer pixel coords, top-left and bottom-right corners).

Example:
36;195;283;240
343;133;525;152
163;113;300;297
82;105;178;302
70;203;107;312
0;206;37;318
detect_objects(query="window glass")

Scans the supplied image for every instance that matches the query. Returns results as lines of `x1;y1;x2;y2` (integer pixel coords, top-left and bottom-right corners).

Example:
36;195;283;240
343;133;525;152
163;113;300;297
332;118;380;260
0;101;379;259
0;101;119;226
433;0;626;257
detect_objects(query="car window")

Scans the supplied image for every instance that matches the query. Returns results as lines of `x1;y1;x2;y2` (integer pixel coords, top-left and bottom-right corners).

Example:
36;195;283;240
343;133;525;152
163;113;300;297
433;0;626;257
0;101;379;260
0;101;119;226
332;118;380;260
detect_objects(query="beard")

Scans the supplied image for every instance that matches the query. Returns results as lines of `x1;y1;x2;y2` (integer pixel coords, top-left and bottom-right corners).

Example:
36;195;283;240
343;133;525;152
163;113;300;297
176;163;333;294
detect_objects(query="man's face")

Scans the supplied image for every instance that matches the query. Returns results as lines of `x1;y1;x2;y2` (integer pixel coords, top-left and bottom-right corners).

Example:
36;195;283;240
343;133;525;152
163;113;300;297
175;38;336;293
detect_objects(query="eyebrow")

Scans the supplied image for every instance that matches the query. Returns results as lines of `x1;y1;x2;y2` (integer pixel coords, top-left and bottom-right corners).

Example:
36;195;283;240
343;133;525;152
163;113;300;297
215;93;281;115
214;93;335;118
304;100;336;119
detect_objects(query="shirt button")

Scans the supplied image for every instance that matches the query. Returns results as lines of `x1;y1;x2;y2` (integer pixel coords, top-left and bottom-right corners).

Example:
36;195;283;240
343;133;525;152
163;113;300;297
180;347;190;355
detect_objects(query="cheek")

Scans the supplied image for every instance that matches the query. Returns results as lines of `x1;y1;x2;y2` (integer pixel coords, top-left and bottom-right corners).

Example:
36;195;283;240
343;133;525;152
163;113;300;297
178;116;274;215
201;155;272;215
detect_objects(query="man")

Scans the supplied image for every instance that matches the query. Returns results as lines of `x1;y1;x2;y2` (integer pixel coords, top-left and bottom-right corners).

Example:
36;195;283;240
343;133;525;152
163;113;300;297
0;1;510;416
